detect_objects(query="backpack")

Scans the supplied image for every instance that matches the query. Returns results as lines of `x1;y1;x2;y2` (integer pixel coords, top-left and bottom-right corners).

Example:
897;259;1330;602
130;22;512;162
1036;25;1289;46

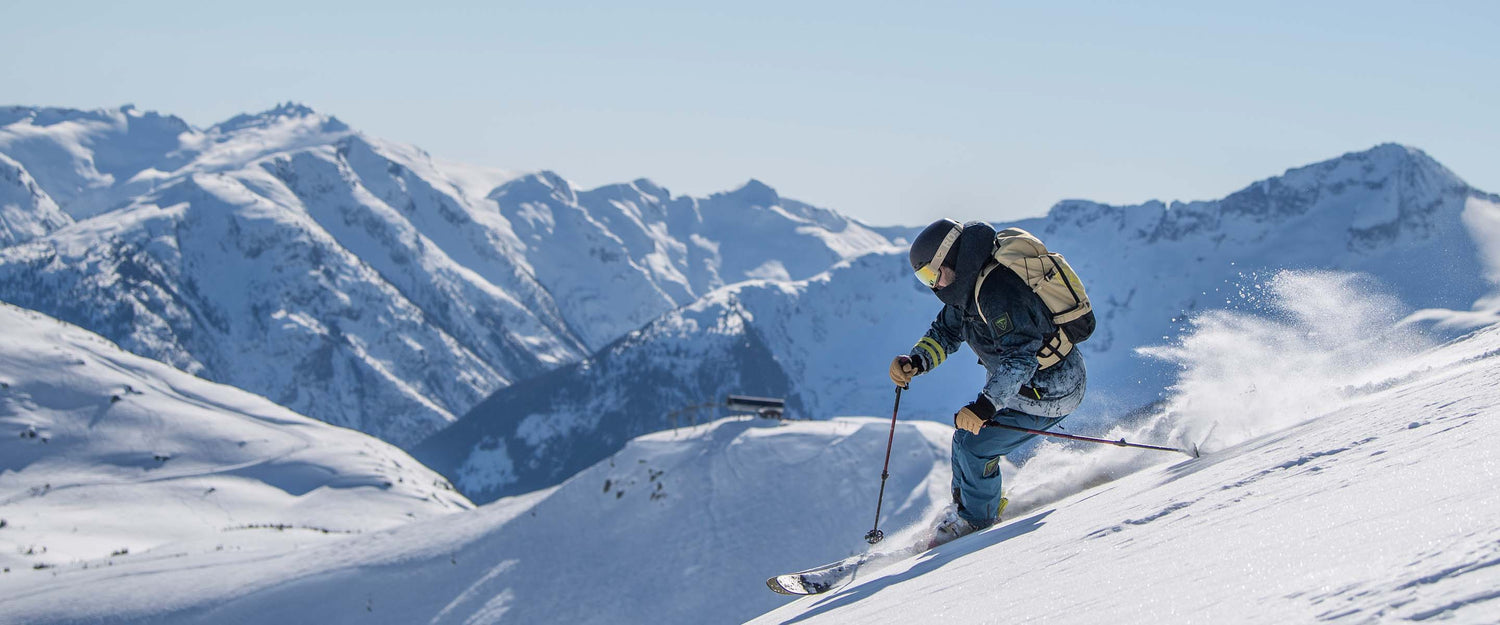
973;228;1095;369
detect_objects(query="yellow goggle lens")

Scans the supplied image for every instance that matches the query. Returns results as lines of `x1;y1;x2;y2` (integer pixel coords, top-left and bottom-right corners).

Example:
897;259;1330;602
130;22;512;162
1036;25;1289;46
914;264;941;288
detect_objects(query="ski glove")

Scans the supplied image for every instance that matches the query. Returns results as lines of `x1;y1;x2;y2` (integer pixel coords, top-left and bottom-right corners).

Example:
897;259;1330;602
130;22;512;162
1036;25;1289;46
954;395;996;435
889;355;923;388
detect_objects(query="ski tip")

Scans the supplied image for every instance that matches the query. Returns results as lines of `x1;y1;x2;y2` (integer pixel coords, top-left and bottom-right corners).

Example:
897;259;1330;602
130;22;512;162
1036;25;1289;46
767;576;795;595
766;575;811;596
766;573;829;596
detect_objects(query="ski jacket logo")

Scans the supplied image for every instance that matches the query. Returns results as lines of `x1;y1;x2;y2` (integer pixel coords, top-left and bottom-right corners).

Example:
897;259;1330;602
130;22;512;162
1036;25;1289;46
993;312;1013;335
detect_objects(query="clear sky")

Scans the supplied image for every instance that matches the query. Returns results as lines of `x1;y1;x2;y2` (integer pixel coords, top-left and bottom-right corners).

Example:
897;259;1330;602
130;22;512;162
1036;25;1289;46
6;1;1497;225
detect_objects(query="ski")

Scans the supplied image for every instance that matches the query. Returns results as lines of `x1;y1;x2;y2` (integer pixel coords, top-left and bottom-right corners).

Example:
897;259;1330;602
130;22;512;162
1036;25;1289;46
765;556;858;595
767;498;1011;596
765;546;917;596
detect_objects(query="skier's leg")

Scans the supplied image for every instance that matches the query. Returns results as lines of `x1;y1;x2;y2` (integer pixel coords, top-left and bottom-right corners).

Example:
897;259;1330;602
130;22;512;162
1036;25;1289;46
950;408;1065;528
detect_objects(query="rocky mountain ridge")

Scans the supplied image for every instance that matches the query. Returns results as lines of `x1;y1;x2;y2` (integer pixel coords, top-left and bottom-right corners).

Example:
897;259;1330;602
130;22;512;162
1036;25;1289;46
0;103;894;446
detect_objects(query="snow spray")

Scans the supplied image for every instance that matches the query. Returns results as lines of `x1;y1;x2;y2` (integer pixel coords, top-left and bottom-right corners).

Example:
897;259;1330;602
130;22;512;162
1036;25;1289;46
1004;270;1433;515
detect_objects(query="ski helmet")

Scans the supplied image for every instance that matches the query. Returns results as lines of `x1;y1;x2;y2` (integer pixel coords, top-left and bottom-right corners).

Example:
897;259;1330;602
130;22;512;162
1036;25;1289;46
909;218;962;288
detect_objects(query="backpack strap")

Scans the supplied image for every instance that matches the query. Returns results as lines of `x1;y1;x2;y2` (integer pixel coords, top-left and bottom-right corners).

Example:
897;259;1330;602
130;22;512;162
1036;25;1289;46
973;257;1073;370
973;260;1000;326
1036;329;1072;369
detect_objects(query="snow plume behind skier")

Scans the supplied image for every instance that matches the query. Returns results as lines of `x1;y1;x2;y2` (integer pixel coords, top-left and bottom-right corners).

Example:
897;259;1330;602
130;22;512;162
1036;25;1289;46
891;219;1090;545
1004;270;1433;517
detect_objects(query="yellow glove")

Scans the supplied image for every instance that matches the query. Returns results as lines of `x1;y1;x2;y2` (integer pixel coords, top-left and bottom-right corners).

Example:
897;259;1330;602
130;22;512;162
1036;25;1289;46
953;396;996;435
888;355;922;388
954;406;985;434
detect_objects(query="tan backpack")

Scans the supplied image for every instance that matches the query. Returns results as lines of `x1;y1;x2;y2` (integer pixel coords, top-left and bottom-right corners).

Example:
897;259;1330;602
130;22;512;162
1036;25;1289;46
974;228;1095;369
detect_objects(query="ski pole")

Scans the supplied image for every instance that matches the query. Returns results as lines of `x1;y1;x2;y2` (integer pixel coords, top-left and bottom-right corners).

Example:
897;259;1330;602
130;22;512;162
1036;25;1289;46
982;421;1199;458
865;386;903;544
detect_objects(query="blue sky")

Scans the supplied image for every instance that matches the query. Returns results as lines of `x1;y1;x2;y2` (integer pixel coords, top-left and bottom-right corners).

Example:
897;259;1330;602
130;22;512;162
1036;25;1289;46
6;1;1496;225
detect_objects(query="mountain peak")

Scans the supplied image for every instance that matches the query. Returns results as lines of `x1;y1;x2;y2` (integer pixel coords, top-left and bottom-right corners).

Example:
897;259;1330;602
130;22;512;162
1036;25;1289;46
631;178;670;200
256;101;319;119
490;170;578;204
0;105;189;131
211;101;347;134
1349;142;1437;167
1356;142;1430;163
721;178;780;207
1279;143;1465;192
1038;143;1478;244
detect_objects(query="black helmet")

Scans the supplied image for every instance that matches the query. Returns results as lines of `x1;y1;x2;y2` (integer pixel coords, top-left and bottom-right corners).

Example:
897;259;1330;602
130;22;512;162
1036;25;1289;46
909;219;962;287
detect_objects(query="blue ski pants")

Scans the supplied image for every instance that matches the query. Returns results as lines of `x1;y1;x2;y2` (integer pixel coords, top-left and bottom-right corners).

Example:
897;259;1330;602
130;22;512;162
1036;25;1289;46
951;408;1066;528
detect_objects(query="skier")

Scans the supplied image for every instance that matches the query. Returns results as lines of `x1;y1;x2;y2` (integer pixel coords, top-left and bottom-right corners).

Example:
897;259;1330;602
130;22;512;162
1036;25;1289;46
890;218;1089;546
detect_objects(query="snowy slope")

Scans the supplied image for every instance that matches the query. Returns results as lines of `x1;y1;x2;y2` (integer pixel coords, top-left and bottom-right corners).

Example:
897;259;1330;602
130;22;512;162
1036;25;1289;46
412;251;936;503
423;144;1500;503
0;104;581;445
0;104;194;220
491;174;890;350
413;283;801;502
0;415;956;625
754;274;1500;624
0;153;70;246
3;271;1497;624
0;302;471;578
0;103;894;445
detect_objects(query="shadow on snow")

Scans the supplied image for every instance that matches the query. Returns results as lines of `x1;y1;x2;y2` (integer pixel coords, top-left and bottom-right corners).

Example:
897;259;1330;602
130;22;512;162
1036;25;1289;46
778;510;1055;625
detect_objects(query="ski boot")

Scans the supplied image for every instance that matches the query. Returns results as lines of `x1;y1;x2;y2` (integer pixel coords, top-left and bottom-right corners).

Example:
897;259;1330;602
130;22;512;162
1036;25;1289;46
926;496;1008;550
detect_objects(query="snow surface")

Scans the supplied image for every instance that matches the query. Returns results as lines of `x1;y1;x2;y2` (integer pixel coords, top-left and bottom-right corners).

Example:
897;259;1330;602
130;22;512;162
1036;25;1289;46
0;413;956;625
0;105;194;220
755;273;1500;624
0;302;471;578
0;153;70;246
4;271;1498;624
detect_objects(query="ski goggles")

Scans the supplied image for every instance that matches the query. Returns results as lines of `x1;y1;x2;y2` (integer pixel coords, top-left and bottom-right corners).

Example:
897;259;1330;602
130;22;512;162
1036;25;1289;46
914;225;961;289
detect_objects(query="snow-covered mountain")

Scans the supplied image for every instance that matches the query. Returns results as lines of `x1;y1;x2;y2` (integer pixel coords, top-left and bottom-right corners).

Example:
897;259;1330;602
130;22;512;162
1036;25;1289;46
481;171;889;350
5;271;1498;624
420;143;1500;502
0;104;894;445
1019;144;1500;408
412;253;918;502
0;153;70;246
0;302;471;578
414;280;799;502
0;411;955;625
0;104;196;221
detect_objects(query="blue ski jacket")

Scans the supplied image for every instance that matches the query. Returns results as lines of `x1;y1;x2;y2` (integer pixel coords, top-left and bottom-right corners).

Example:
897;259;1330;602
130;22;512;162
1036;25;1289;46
907;221;1087;418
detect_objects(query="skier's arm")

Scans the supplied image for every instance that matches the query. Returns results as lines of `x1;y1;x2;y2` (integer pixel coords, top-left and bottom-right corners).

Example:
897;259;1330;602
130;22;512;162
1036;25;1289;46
908;305;965;373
